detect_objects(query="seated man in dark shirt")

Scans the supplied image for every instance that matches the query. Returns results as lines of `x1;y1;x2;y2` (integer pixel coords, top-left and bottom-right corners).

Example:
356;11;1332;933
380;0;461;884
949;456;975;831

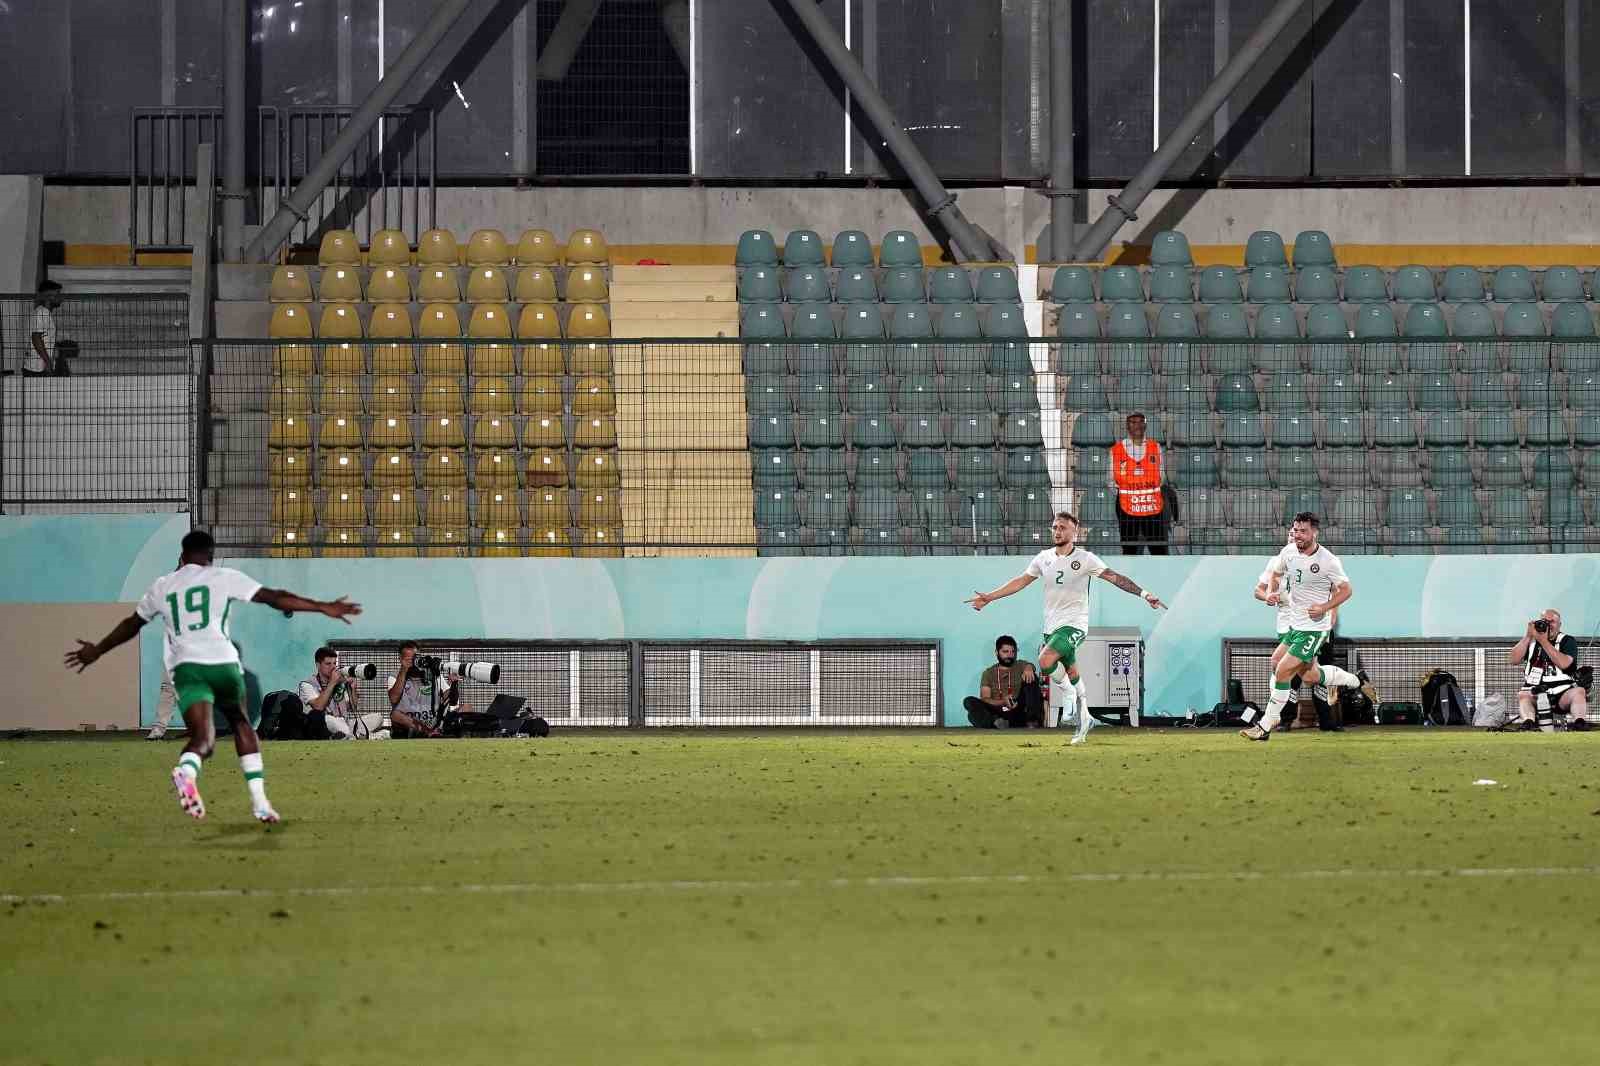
964;634;1045;728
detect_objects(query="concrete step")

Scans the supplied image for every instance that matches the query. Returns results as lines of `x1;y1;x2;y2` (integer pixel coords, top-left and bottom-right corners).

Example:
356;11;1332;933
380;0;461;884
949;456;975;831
49;266;190;294
217;264;275;302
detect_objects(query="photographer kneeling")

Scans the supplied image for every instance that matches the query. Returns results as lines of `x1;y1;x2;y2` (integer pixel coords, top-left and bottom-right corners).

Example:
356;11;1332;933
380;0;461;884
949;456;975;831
298;647;386;740
964;635;1045;728
1508;609;1590;732
386;641;462;739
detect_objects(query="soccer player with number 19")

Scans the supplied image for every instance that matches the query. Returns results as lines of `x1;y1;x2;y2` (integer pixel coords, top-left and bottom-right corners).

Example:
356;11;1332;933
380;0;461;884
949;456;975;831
65;530;361;824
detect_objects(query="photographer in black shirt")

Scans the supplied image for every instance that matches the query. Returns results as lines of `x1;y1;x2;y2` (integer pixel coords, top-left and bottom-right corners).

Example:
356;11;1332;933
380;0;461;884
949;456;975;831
1508;609;1589;732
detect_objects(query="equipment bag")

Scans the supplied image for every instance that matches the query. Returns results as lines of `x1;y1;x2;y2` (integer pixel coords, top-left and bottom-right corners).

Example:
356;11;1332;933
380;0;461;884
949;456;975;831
1420;670;1469;726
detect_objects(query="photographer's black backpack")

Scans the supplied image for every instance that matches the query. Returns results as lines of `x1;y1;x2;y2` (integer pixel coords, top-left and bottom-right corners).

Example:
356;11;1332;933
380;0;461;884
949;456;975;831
1420;670;1469;726
258;691;330;740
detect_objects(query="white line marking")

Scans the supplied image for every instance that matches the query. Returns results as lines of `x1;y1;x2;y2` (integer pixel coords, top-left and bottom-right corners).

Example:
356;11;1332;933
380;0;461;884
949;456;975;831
5;865;1597;907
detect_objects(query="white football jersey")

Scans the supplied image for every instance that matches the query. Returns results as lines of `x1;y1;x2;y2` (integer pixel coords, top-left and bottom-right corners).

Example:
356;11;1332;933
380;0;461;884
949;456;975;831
1268;543;1348;632
1258;561;1291;634
1024;546;1107;634
136;564;263;671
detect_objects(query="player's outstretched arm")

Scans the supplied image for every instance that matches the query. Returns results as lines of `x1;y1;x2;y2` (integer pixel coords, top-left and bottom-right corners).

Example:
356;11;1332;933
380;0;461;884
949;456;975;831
252;587;363;624
1097;568;1166;610
965;573;1036;611
64;613;147;672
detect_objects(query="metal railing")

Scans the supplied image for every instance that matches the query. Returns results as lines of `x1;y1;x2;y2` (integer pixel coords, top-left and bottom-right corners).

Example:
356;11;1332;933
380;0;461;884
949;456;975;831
130;107;280;255
194;335;1600;557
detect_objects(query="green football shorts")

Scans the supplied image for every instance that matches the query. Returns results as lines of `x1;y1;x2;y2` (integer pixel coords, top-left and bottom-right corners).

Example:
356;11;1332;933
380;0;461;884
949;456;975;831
1041;625;1088;667
1277;628;1329;663
171;662;247;714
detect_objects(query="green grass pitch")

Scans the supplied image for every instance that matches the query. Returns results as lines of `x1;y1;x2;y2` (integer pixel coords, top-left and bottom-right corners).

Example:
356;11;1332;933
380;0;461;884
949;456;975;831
2;729;1597;1066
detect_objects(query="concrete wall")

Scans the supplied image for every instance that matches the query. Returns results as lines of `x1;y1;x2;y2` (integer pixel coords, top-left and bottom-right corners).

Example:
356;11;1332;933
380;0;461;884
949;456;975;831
0;176;43;290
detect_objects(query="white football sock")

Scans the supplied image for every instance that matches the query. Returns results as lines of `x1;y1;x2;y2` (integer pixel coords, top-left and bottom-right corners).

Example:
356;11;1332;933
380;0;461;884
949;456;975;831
1316;664;1361;689
1261;681;1294;732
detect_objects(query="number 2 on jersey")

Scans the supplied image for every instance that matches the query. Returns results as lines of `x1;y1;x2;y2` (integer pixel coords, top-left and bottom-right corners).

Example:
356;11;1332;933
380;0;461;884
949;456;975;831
1055;570;1064;584
165;586;211;631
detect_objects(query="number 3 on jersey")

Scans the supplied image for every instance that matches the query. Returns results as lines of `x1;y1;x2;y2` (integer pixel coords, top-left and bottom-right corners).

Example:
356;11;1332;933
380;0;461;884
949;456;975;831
166;585;211;631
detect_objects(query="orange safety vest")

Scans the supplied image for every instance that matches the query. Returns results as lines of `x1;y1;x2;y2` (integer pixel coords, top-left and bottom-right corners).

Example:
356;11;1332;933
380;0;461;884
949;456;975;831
1111;438;1164;516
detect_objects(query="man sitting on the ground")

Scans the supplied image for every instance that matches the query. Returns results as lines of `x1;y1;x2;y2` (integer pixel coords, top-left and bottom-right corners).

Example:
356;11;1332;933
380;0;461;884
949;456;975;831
964;635;1045;728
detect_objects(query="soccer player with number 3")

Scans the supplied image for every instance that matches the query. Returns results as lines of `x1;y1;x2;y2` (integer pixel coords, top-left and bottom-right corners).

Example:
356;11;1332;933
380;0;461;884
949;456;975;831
65;530;361;823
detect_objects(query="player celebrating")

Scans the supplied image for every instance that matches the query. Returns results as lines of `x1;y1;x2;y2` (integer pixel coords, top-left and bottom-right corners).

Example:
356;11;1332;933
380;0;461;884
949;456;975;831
965;511;1166;745
1240;512;1364;742
64;530;361;823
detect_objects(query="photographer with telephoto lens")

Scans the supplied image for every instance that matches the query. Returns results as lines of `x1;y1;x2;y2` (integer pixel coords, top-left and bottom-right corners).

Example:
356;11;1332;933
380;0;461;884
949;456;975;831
1508;609;1590;732
386;640;461;738
299;646;386;739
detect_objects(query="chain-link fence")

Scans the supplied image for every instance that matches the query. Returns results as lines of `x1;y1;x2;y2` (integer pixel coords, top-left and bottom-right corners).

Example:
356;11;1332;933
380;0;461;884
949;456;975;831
2;294;193;513
199;335;1599;556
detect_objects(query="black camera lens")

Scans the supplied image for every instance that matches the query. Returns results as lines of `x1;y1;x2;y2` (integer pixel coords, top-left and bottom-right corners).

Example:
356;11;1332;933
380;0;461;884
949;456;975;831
1533;619;1548;632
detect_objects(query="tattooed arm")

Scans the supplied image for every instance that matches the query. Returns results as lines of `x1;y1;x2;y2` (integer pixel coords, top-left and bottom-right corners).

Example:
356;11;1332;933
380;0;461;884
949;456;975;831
1097;568;1166;610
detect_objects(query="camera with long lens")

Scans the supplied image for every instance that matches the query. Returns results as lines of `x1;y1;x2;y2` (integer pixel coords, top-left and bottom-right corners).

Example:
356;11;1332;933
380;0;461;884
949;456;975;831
340;662;378;681
1532;619;1549;634
411;654;500;685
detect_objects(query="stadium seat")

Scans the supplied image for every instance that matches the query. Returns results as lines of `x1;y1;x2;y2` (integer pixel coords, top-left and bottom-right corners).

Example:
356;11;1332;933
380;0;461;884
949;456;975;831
1519;369;1556;410
269;375;313;418
479;528;523;558
362;266;407;304
1356;306;1399;347
513;447;563;490
1385;488;1429;526
821;229;869;268
835;269;878;304
1342;266;1388;303
781;229;824;268
744;342;787;376
740;305;785;339
421;411;466;450
876;266;923;305
794;372;840;413
510;267;556;305
1170;411;1215;448
320;528;367;558
467;304;512;341
1294;265;1339;303
801;448;846;489
1004;447;1048;489
272;487;315;530
850;414;894;450
369;414;413;450
1215;373;1260;412
1373;411;1416;446
365;373;414;411
1198;267;1243;304
1169;449;1219;488
318;375;362;415
1551;302;1597;348
574;450;621;491
1403;303;1450;370
520;410;566;450
1480;447;1525;486
514;229;561;266
895;374;940;414
573;414;617;449
1273;413;1316;449
786;267;830;304
984;302;1026;338
1491;265;1536;302
567;303;611;339
1541;266;1586;302
1057;302;1101;342
1414;373;1459;412
1291;230;1335;268
267;415;311;450
417;229;460;266
466;229;511;266
879;230;923;267
1105;302;1151;372
735;229;778;268
1149;229;1192;266
975;267;1020;304
797;413;846;449
1100;266;1144;302
1261;372;1310;413
319;448;364;487
1115;373;1158;413
1220;412;1266;447
1450;302;1499;371
268;304;314;345
317;229;361;267
890;304;933;340
367;229;411;267
1440;266;1485;303
1245;230;1287;268
269;266;313;303
1489;488;1534;527
1468;373;1512;410
1280;486;1324;526
1502;303;1550;370
841;306;885;340
1070;411;1116;448
520;373;564;415
1148;265;1193;303
1391;265;1437;302
1571;374;1600;412
1425;448;1472;489
791;303;836;339
1247;266;1291;303
1222;450;1270;488
999;412;1043;448
938;306;982;343
476;489;522;529
465;266;510;304
564;229;608;265
928;268;974;305
1050;266;1095;303
416;266;460;304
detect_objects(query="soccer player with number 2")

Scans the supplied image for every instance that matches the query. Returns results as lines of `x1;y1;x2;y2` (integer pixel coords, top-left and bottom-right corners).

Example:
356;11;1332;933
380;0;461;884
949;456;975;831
65;530;361;824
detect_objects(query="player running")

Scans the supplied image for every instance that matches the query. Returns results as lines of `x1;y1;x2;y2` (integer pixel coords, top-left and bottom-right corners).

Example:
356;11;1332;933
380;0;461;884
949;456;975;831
964;512;1166;745
1240;512;1365;741
64;530;361;823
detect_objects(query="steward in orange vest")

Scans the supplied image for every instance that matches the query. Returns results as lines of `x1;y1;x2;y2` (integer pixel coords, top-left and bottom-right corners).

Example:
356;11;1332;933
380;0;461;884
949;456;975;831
1108;412;1169;555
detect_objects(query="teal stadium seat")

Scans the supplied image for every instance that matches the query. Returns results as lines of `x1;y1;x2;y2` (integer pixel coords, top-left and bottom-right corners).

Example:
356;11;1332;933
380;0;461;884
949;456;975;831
752;449;799;489
1489;489;1534;527
943;373;988;413
1000;411;1044;448
890;304;933;339
1222;450;1271;488
803;448;847;487
1519;369;1557;410
1066;373;1110;412
1440;266;1485;303
1071;412;1117;448
1100;266;1144;302
1373;411;1417;447
880;267;925;304
1163;376;1206;415
1171;412;1216;447
1149;265;1193;303
1220;412;1266;447
995;373;1037;413
939;338;987;375
1154;304;1198;374
1525;407;1566;446
854;485;904;525
785;268;830;304
1004;447;1049;488
1434;488;1479;527
1354;303;1398;339
790;303;835;339
841;306;885;339
747;374;788;414
879;230;923;268
1203;305;1252;373
1291;230;1335;268
1008;488;1054;528
1281;488;1325;525
1540;266;1586;302
846;375;890;415
951;412;995;448
1502;303;1549;370
835;269;878;305
1532;450;1574;489
736;229;778;267
754;488;801;527
1480;448;1525;487
739;267;781;303
1305;304;1349;375
1216;373;1260;412
1115;374;1158;413
953;448;998;488
896;374;940;414
749;412;793;449
794;372;840;413
830;229;873;268
1273;413;1316;449
1322;413;1365;448
1468;373;1511;410
800;488;849;528
745;342;787;374
1392;265;1437;302
1171;449;1220;488
1150;230;1193;266
1385;525;1433;555
758;528;803;556
1245;230;1287;268
742;305;786;338
975;267;1020;304
1403;303;1451;371
928;267;975;304
1247;266;1292;303
1386;488;1429;526
1415;373;1459;412
1262;373;1310;412
1253;302;1301;371
1294;266;1340;303
1342;266;1388;303
854;448;899;486
1198;266;1243;304
782;229;825;267
1428;449;1474;488
1050;266;1096;303
901;414;945;448
1570;373;1600;412
1450;303;1499;371
937;304;982;341
1491;266;1536;302
1318;374;1361;413
1474;411;1517;447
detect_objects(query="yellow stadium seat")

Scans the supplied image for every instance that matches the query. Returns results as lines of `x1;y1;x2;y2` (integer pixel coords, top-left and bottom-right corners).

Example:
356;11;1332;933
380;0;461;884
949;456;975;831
526;487;569;527
526;447;569;487
269;450;311;488
318;229;361;267
477;489;521;528
269;375;312;417
369;414;414;450
470;377;515;413
572;375;615;414
269;266;313;303
528;527;572;558
368;303;414;339
367;267;411;303
465;266;509;304
471;414;516;449
519;375;564;414
521;341;564;375
471;342;515;376
566;302;610;339
320;448;365;487
269;415;311;450
422;449;468;488
565;266;608;303
318;266;362;303
514;267;558;304
271;488;313;527
318;376;363;416
426;527;470;558
318;303;364;339
475;448;519;488
370;375;414;413
467;304;512;338
371;342;416;374
564;228;609;265
575;527;623;558
516;303;562;339
372;487;417;526
576;489;623;528
419;376;464;414
369;228;412;267
425;488;469;527
521;414;565;450
466;228;511;266
573;449;620;490
419;304;462;337
273;344;315;375
418;228;459;266
417;266;462;304
321;528;367;558
573;414;617;449
422;413;465;449
568;341;611;375
420;341;466;375
375;527;418;557
514;228;559;266
272;529;312;559
321;342;366;375
371;449;415;487
269;304;313;339
482;528;525;558
321;488;366;528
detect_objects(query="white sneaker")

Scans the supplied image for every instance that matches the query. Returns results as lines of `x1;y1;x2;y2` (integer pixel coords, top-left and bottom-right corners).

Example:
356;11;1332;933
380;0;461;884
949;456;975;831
253;803;281;825
146;725;167;741
1070;699;1098;745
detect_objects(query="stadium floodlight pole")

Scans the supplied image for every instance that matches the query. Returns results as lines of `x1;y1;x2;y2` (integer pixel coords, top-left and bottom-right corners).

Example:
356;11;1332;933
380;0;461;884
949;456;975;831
1045;0;1076;262
243;0;485;263
1075;0;1308;261
776;0;997;264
